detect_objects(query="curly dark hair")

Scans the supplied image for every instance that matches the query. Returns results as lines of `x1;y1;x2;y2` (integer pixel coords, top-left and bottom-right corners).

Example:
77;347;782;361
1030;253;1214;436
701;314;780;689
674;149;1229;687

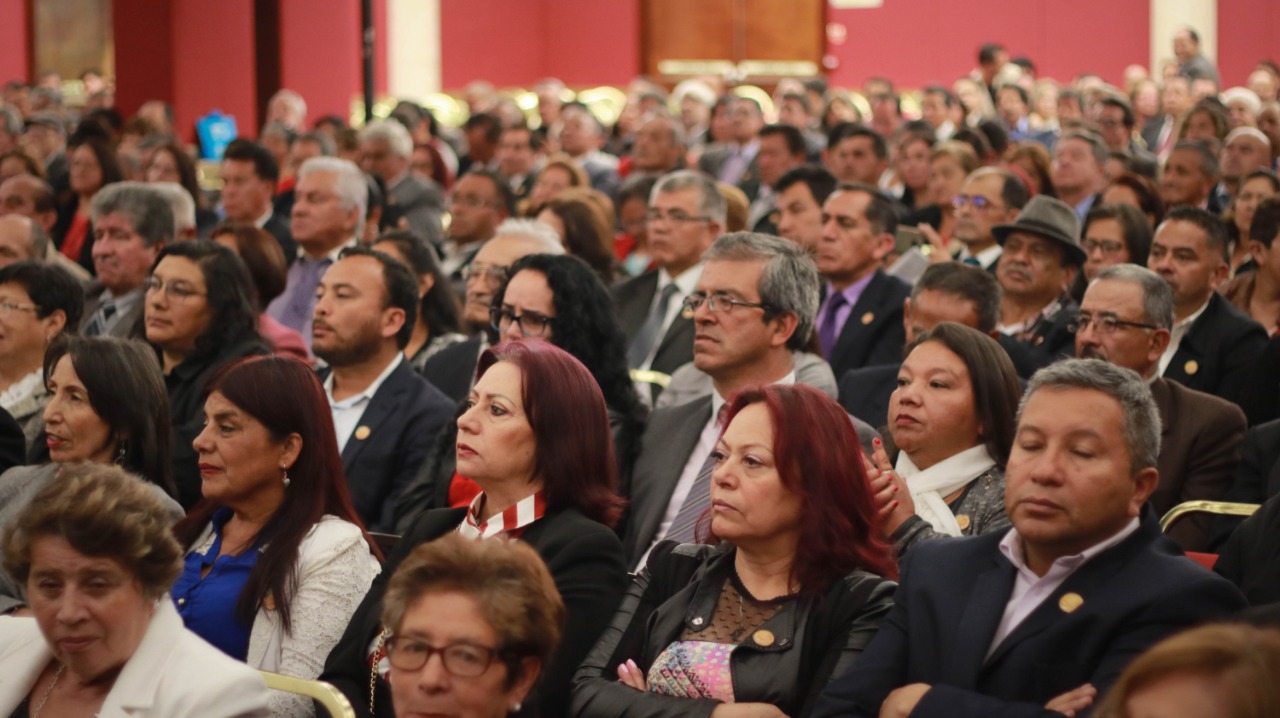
147;240;260;363
497;253;646;454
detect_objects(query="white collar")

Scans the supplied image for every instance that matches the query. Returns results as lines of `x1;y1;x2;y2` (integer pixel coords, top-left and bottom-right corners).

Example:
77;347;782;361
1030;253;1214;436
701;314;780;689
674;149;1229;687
999;516;1140;578
324;353;404;407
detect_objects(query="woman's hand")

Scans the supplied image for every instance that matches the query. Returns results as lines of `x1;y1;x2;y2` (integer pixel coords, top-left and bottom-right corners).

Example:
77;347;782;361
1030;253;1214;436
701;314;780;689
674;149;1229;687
868;438;914;534
917;224;952;264
710;703;789;718
1045;683;1096;717
616;659;647;691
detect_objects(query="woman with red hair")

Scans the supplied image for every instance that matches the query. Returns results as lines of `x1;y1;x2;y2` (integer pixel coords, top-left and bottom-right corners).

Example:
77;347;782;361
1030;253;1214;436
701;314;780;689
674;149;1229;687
572;384;897;718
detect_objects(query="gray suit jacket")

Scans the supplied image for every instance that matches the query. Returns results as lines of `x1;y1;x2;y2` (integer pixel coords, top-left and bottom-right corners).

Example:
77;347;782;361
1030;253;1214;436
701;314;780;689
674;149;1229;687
387;174;445;245
620;394;879;568
79;284;146;340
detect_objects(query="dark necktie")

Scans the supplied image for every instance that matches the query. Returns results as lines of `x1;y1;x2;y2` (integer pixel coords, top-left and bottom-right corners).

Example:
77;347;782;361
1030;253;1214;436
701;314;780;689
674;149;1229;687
664;405;729;544
84;298;117;337
628;283;680;369
818;292;848;359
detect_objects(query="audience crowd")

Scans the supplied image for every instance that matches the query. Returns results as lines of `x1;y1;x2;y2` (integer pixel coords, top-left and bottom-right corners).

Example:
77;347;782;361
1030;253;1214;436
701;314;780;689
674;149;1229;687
1;27;1280;718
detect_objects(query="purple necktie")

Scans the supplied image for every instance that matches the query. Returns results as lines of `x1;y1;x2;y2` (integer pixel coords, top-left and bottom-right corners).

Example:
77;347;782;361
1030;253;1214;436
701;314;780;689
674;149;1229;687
818;292;848;358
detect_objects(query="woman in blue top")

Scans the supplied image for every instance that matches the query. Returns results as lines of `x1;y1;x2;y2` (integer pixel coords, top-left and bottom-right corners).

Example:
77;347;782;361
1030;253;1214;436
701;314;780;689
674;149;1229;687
171;355;381;718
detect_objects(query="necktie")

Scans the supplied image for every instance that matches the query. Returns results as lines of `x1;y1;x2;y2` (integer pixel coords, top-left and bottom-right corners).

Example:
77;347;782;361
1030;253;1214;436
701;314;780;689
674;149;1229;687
818;292;848;359
963;256;982;267
84;298;117;337
628;283;680;368
664;406;729;544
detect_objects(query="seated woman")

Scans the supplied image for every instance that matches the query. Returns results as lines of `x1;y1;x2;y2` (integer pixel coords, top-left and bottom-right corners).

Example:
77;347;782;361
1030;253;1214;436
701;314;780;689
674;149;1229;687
322;340;628;718
370;230;467;371
210;222;311;362
394;253;647;529
172;355;381;717
0;335;182;613
1094;624;1280;718
572;384;898;718
520;155;589;218
0;463;271;717
0;261;83;449
380;533;564;718
143;240;268;508
1072;203;1153;302
872;322;1021;558
537;192;618;283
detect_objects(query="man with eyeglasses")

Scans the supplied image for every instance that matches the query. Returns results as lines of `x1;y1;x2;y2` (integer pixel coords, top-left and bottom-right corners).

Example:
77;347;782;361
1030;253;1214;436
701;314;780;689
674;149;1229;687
1095;96;1157;179
313;246;454;532
438;171;513;280
421;219;565;403
1073;264;1245;551
622;232;878;571
614;171;724;397
952;168;1029;272
80;183;173;339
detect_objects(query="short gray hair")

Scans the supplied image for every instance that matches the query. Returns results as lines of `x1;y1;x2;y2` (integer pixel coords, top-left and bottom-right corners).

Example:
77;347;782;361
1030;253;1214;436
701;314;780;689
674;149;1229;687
703;231;820;351
1093;264;1175;330
89;182;174;247
297;157;367;235
491;219;565;254
1019;358;1161;472
0;107;22;136
359;119;413;159
1059;130;1108;167
148;182;197;238
651;170;727;227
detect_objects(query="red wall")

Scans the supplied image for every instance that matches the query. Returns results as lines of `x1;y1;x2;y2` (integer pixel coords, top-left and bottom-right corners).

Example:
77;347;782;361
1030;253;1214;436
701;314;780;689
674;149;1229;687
826;0;1150;89
440;0;640;90
172;1;257;141
0;1;27;83
279;0;387;126
1219;0;1280;88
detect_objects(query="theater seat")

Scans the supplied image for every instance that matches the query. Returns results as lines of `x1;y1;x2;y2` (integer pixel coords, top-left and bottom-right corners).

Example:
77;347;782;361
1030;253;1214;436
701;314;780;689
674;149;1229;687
1184;552;1219;570
260;671;355;718
1159;500;1261;534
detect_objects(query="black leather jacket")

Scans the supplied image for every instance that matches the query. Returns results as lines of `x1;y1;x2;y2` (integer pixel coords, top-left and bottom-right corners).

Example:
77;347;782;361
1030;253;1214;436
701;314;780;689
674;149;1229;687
571;541;896;718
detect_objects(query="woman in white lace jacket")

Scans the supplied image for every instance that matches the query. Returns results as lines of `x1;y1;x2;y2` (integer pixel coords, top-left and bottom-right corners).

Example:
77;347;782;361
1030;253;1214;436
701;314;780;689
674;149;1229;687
870;322;1022;558
171;356;381;717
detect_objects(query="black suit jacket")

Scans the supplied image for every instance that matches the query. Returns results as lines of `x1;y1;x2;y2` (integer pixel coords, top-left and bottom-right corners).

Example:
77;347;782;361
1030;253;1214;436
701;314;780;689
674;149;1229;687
613;270;695;378
814;513;1247;718
838;363;898;429
262;211;297;264
320;359;454;532
320;506;627;718
825;272;911;381
0;407;27;478
1004;296;1079;372
1212;418;1280;548
419;336;485;403
1216;490;1280;605
1162;293;1270;425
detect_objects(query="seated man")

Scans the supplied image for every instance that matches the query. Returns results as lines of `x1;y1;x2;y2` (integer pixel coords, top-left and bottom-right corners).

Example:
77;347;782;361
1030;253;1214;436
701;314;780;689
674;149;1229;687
1211;418;1280;548
313;247;454;531
815;359;1247;718
994;195;1085;369
838;262;1009;427
1075;264;1246;552
1216;469;1280;606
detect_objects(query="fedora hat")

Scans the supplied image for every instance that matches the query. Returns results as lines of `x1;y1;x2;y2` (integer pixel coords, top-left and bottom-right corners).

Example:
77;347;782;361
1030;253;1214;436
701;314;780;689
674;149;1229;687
992;195;1086;266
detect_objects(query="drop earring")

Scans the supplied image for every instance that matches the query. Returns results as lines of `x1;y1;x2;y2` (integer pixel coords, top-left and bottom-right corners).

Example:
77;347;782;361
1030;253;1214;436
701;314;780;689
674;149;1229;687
281;466;290;487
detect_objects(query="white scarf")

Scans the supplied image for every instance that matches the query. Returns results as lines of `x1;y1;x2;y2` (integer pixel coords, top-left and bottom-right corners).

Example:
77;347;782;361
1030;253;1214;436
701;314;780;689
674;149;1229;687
894;444;997;537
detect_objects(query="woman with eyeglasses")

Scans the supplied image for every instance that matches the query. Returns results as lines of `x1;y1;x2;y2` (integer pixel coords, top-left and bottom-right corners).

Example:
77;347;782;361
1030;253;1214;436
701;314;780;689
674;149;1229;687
1080;204;1153;285
380;534;564;718
872;322;1021;559
142;240;268;508
320;340;628;718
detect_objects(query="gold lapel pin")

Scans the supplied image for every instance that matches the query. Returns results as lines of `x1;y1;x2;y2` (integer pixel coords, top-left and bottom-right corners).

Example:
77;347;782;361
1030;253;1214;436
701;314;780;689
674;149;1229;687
1184;360;1199;376
1058;593;1084;613
860;312;874;325
355;425;372;440
956;514;971;531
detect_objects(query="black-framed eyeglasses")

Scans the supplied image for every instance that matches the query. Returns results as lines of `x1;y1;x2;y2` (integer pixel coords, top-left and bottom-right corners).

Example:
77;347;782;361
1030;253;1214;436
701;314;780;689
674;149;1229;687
645;209;711;224
384;636;503;677
143;276;207;301
462;263;510;285
490;306;555;337
1067;313;1159;334
951;194;1002;211
1081;239;1126;255
682;291;775;315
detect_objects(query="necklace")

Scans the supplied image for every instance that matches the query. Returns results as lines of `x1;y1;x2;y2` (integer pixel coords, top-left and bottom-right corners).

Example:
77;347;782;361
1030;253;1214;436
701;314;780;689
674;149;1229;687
30;662;64;718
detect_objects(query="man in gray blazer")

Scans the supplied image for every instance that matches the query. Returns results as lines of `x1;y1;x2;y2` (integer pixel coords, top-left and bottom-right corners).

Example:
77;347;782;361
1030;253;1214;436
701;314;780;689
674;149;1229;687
79;183;173;339
621;231;877;570
359;119;445;245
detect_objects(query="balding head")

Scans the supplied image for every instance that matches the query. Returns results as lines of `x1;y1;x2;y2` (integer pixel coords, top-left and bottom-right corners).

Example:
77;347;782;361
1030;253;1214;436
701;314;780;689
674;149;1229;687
0;175;56;232
0;215;47;266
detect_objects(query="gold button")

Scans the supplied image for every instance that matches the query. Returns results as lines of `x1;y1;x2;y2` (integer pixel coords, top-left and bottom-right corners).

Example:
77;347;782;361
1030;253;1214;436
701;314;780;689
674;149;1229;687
753;630;775;646
956;514;971;531
177;597;185;606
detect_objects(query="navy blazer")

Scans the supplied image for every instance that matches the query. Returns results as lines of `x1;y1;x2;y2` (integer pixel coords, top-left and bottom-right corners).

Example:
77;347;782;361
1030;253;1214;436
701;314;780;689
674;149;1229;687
1162;293;1269;425
813;513;1246;718
825;272;911;382
320;358;454;532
